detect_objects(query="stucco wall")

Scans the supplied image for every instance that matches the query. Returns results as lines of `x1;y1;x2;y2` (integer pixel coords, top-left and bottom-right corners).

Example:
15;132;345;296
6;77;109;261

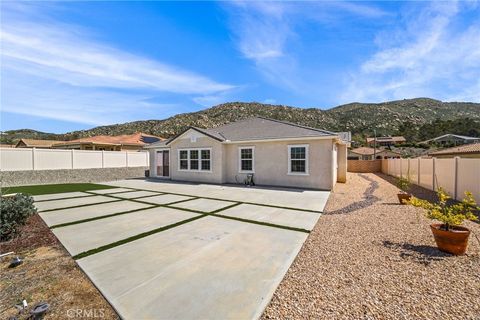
0;167;147;187
224;139;334;190
168;134;224;184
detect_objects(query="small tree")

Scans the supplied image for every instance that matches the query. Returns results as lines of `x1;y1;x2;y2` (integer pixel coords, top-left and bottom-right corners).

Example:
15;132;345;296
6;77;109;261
0;193;37;241
396;176;411;193
408;188;478;231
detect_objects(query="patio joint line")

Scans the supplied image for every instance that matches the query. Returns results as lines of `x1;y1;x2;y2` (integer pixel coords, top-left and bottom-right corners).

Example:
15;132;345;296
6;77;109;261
102;186;323;213
38;199;122;213
73;213;208;260
34;194;98;203
49;205;157;229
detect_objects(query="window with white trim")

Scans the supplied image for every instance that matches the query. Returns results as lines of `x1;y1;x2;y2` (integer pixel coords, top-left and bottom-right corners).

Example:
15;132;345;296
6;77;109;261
179;150;188;170
201;149;211;171
288;145;309;174
239;147;254;172
178;148;211;171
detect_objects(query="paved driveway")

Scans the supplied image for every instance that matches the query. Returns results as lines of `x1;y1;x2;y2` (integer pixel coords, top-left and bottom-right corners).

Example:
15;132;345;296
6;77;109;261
35;181;329;319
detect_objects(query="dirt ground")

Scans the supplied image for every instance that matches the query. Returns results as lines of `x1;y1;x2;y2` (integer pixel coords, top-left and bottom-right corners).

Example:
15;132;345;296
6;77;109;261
0;214;118;319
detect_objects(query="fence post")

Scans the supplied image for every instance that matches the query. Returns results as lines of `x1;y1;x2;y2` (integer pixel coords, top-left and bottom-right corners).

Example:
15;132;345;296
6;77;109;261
102;150;105;168
71;149;75;169
125;151;129;168
417;158;421;185
432;158;436;191
32;148;36;170
454;157;459;200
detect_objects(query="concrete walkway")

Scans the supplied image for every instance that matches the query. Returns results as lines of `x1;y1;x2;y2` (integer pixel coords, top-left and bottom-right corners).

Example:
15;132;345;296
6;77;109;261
35;182;329;319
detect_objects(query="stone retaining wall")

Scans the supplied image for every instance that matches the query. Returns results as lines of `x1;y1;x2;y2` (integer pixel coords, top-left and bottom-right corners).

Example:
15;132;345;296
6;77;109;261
0;167;148;187
347;160;382;173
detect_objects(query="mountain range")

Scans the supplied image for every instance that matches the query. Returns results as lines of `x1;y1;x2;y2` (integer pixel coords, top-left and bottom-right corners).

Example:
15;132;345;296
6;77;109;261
2;98;479;144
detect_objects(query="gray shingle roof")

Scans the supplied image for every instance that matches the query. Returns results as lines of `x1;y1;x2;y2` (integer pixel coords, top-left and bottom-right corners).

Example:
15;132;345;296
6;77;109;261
146;117;337;148
203;117;336;142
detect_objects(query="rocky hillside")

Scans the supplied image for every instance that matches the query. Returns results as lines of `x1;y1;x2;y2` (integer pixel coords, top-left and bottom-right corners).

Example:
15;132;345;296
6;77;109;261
2;98;479;143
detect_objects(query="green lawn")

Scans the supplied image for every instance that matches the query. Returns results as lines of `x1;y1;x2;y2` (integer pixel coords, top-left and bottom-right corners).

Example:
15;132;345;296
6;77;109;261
2;183;117;196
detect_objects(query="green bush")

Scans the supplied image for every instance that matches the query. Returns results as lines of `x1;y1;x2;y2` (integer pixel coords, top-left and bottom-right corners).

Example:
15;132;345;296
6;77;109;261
0;193;37;241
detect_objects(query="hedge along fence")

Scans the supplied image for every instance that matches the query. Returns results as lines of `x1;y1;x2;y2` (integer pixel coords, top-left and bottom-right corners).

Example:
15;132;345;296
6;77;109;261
0;148;149;171
383;157;480;202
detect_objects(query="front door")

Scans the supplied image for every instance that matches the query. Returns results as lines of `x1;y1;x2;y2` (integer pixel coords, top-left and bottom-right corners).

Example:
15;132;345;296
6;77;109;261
156;150;170;178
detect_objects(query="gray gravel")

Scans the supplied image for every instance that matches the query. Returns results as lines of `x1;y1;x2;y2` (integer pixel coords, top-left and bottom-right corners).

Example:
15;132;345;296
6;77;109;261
262;173;480;320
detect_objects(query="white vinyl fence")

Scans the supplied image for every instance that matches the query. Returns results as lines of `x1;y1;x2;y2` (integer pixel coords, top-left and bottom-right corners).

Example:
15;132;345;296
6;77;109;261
0;148;149;171
385;158;480;202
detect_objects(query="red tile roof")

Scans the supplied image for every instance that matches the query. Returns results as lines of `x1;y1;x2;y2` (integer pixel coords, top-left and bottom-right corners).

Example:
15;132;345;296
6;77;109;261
428;142;480;156
54;132;163;147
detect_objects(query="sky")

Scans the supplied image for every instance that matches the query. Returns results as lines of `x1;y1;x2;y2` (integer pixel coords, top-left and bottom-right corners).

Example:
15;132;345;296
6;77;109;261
1;1;479;133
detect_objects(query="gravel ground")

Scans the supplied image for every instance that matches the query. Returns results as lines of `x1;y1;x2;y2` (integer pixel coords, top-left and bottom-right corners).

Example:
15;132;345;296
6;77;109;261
262;173;480;320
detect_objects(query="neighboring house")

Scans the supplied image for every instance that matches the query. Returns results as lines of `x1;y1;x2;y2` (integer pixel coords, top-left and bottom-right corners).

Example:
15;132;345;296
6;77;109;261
0;144;14;148
428;142;480;158
52;133;163;151
348;147;401;160
145;117;348;190
15;139;60;148
422;134;480;146
366;136;406;147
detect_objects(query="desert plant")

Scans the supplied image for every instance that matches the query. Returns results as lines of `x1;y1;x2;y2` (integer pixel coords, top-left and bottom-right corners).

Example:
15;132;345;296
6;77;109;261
408;188;478;231
0;193;37;241
396;176;411;193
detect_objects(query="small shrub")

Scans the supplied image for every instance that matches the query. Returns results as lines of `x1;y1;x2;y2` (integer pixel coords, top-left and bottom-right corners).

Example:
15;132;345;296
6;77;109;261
0;193;37;241
408;188;479;231
396;176;411;193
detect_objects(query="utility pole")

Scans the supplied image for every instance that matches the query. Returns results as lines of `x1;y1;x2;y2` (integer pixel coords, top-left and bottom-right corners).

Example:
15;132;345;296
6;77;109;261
373;129;377;159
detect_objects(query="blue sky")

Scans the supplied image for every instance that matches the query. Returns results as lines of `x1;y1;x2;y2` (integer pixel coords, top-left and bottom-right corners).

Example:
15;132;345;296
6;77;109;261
1;1;479;133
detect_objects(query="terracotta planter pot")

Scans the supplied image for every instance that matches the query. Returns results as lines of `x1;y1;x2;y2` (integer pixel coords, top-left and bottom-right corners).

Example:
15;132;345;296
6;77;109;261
430;223;470;255
397;193;411;204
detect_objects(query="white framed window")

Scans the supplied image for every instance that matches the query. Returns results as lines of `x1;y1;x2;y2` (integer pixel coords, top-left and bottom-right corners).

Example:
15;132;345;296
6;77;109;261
238;146;254;173
288;144;309;175
178;148;212;172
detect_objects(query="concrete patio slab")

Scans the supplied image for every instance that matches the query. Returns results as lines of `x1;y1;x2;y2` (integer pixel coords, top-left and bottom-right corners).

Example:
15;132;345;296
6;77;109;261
53;207;200;256
77;216;307;320
35;195;115;212
105;179;329;211
89;188;135;195
170;198;236;213
39;201;152;227
33;192;92;202
110;190;160;199
140;194;194;205
219;203;321;231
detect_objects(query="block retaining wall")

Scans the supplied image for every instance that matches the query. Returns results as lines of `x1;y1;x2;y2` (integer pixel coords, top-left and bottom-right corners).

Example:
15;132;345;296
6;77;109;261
0;167;148;187
347;160;382;173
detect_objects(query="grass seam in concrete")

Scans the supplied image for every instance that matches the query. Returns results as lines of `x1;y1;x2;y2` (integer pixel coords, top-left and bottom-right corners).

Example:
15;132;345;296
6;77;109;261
49;205;157;229
38;199;123;213
34;194;98;203
73;213;207;260
100;186;322;213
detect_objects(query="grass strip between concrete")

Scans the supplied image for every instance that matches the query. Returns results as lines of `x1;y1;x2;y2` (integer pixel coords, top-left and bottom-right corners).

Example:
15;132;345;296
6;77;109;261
42;188;315;260
35;194;98;203
38;199;123;213
108;186;323;213
73;213;207;260
49;205;157;229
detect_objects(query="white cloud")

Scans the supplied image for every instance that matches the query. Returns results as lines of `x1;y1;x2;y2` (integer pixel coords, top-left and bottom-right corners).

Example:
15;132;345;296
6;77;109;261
340;2;480;103
0;2;235;126
224;1;390;93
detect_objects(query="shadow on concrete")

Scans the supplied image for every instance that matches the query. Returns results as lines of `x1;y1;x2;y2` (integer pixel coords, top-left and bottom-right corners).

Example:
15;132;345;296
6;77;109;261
382;240;449;266
326;173;380;215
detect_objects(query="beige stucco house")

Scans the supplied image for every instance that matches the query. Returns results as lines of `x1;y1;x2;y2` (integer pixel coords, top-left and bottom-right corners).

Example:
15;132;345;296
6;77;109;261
145;117;347;190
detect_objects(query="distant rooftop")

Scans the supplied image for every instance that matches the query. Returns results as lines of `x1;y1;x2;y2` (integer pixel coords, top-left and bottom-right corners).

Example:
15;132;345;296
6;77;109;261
54;132;163;147
423;134;480;143
366;136;406;143
428;142;480;156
